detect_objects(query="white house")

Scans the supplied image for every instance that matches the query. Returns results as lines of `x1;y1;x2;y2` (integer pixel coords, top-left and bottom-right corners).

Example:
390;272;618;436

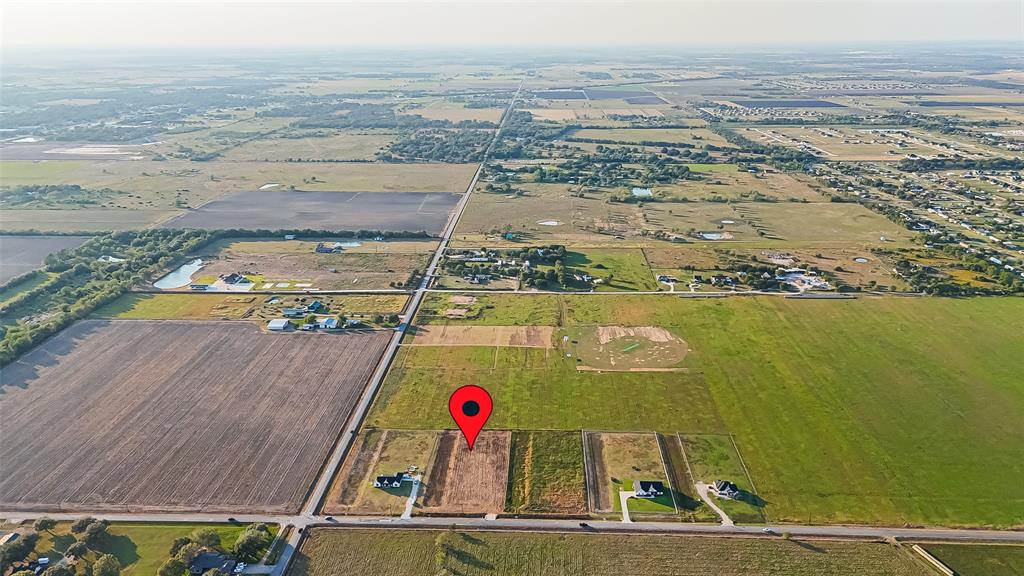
632;480;666;499
373;472;407;489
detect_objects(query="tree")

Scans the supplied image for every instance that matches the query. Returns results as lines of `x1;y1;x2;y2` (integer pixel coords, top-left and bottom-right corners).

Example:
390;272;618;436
81;521;110;547
190;528;220;549
169;537;193;557
304;314;317;325
65;542;89;559
232;526;270;562
70;517;97;534
202;570;224;576
93;554;121;576
175;543;202;565
158;558;186;576
33;518;57;534
11;571;35;576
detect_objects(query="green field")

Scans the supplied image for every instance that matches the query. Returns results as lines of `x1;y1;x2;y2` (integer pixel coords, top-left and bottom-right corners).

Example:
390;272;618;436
371;295;1024;527
291;529;932;576
506;431;586;514
29;522;275;576
547;249;658;291
924;543;1024;576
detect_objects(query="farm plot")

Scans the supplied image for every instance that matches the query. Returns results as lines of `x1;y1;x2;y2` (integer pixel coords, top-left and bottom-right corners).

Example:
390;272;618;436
409;325;554;347
95;293;408;322
0;208;181;233
923;544;1024;576
324;429;439;516
587;432;676;515
681;434;766;523
0;235;88;283
292;528;933;576
162;191;460;233
421;430;510;514
377;293;1024;527
568;128;732;147
187;238;433;291
0;320;390;513
657;170;824;202
505;431;586;515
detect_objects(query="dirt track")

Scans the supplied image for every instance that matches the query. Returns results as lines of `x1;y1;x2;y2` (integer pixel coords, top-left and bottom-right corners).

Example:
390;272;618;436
0;320;389;513
410;325;553;347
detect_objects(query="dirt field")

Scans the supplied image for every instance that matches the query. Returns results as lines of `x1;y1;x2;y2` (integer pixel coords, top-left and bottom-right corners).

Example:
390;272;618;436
586;432;675;515
0;320;389;513
162;190;459;232
409;325;554;347
421;430;510;514
571;325;689;371
0;235;88;283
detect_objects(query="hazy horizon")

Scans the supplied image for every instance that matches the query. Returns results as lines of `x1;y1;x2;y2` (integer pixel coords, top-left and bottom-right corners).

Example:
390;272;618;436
3;0;1022;51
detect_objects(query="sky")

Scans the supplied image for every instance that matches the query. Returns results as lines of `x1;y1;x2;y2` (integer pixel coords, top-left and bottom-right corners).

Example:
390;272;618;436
2;0;1022;50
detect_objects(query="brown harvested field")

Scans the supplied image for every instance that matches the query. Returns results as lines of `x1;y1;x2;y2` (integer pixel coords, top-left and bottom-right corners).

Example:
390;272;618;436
162;190;460;233
0;320;389;513
409;325;554;347
0;235;89;283
523;108;578;121
421;430;510;514
571;325;689;371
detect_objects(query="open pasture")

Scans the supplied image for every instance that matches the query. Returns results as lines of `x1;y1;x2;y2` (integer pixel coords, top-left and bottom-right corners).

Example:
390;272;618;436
291;528;932;576
409;325;554;347
0;235;88;283
218;131;396;162
162;190;459;233
0;208;180;232
0;320;390;512
373;294;1024;527
506;430;587;515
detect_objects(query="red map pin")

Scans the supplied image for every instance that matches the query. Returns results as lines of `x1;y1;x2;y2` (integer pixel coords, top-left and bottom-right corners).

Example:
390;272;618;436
449;385;492;450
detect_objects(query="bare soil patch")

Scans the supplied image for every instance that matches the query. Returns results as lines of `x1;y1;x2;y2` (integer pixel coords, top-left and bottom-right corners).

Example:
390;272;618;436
0;320;389;513
0;236;89;283
410;325;554;347
421;430;510;514
575;326;688;371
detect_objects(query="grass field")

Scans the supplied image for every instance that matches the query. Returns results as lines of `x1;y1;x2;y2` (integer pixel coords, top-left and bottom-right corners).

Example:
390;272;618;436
595;433;676;515
29;522;274;576
551;249;658;291
506;431;586;514
370;295;1024;527
924;543;1024;576
291;529;933;576
218;131;396;162
681;434;765;523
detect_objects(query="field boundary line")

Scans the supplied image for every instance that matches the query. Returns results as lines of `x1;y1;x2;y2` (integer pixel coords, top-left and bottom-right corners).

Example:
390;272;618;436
655;433;680;514
728;433;759;496
675;433;698;487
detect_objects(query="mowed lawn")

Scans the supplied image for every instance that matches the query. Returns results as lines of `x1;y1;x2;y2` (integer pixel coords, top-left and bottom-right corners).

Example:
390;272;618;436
291;529;931;576
371;295;1024;527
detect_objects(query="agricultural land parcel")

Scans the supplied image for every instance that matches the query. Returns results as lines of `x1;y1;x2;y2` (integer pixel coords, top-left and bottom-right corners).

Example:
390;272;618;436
291;529;934;576
0;320;389;512
0;235;88;283
368;293;1024;527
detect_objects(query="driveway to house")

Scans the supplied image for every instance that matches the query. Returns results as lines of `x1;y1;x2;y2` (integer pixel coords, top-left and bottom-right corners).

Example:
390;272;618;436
618;491;636;523
696;482;734;527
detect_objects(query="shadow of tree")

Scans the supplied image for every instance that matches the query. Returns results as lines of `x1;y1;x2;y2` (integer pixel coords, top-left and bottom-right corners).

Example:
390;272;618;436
96;534;140;567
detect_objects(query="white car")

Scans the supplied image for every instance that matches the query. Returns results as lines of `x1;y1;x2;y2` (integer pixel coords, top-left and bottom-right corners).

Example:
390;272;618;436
233;563;247;574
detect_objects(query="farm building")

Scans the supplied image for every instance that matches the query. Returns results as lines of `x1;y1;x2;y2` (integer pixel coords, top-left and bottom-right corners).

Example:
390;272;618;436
306;300;324;312
374;472;407;489
267;319;290;331
711;479;740;499
317;317;339;329
633;480;666;499
282;308;306;317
